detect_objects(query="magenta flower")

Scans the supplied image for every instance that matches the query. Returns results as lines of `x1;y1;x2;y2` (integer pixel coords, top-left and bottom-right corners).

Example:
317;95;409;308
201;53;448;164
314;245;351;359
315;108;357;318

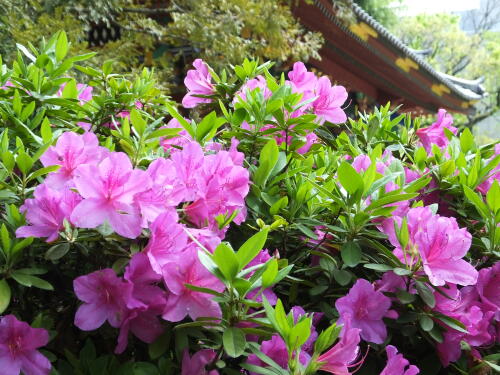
476;262;500;319
335;279;391;344
145;211;189;275
182;59;215;108
312;76;348;124
247;334;310;373
185;147;249;229
380;345;419;375
181;349;219;375
0;315;51;375
170;141;206;202
40;132;108;189
234;75;272;103
296;132;319;154
288;62;317;93
382;206;478;286
16;184;81;242
57;82;93;104
162;248;224;322
416;109;457;153
245;249;278;304
317;318;362;375
135;157;184;224
73;268;133;330
70;152;150;238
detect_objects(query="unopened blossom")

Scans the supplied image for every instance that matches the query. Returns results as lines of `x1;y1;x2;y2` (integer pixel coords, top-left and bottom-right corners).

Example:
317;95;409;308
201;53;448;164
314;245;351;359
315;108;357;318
335;279;392;344
416;109;457;153
71;152;150;238
41;131;108;189
380;345;419;375
162;248;224;322
247;334;310;373
181;349;219;375
0;315;51;375
312;76;348;124
317;318;362;375
145;211;189;275
381;206;478;286
73;268;133;330
182;59;215;108
16;184;81;242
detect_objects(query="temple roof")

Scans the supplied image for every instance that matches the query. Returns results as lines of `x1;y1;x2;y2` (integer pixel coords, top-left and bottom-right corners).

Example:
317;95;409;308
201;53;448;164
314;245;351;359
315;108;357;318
294;0;486;114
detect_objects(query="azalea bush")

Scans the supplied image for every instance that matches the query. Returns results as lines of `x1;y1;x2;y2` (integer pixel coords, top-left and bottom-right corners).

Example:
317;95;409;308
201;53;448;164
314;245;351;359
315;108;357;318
0;31;499;375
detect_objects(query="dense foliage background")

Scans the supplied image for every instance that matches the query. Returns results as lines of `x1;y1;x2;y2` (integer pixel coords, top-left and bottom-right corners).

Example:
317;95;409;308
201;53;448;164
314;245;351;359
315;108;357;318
0;31;498;375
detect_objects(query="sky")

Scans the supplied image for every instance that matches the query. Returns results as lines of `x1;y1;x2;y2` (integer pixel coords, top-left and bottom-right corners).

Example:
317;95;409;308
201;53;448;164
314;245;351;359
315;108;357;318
399;0;481;15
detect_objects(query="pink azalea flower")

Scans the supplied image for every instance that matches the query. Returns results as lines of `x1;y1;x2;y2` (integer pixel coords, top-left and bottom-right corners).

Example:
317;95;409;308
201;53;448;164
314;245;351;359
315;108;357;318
475;262;500;319
73;269;133;330
247;334;310;373
0;315;51;375
234;75;272;103
185;145;249;229
312;76;348;124
40;132;108;189
70;152;150;238
145;211;189;275
380;345;419;375
288;62;317;93
335;279;392;344
115;253;166;354
416;109;457;153
16;184;81;242
162;248;225;322
296;132;319;154
159;118;193;152
317;318;362;375
381;206;478;286
57;83;93;104
170;141;206;202
182;59;215;108
181;349;219;375
135;157;184;224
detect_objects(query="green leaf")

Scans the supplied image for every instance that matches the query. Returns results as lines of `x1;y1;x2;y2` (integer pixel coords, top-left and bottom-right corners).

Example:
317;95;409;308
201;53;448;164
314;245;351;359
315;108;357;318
419;315;434;332
254;139;279;187
45;243;70;261
396;290;416;304
0;279;11;314
486;180;500;212
130;109;147;136
289;317;312;351
337;161;363;195
463;185;489;219
165;103;195;139
40;118;53;143
314;323;341;353
55;31;69;61
27;165;60;182
363;263;393;272
415;281;435;308
459;127;474;153
16;151;33;175
11;271;54;290
332;269;352;286
195;111;225;142
340;241;362;267
236;228;269;269
1;224;11;254
435;314;468;333
223;327;246;358
261;259;278;288
212;243;239;281
148;331;170;360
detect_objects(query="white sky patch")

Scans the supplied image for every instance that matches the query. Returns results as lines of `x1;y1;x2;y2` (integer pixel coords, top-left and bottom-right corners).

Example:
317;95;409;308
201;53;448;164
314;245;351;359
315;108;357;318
398;0;481;15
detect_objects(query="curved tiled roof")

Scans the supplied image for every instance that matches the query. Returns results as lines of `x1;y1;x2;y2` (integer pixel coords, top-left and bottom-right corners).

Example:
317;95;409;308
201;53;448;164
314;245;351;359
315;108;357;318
349;3;483;101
